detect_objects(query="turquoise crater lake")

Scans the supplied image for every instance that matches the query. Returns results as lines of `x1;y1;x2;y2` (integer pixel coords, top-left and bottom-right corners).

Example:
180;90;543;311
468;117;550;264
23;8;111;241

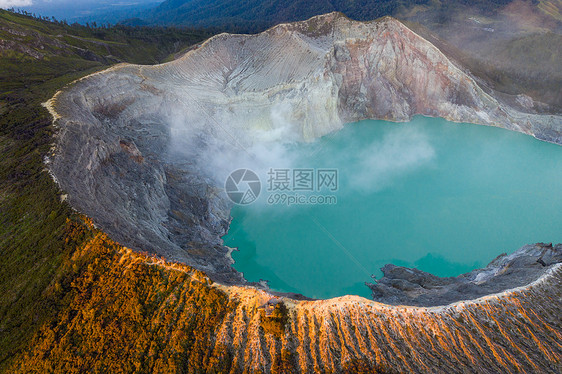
223;117;562;299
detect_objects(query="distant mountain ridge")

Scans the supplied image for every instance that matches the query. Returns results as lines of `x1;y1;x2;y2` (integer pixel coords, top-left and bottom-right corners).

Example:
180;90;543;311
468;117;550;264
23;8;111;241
134;0;513;31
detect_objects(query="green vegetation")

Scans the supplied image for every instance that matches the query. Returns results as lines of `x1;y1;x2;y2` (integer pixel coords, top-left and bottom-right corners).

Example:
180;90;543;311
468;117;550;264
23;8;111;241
0;9;211;371
140;0;515;33
0;9;211;92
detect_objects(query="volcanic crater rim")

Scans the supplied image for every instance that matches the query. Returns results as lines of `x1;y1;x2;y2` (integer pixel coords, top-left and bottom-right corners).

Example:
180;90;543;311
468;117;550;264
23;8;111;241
44;12;562;306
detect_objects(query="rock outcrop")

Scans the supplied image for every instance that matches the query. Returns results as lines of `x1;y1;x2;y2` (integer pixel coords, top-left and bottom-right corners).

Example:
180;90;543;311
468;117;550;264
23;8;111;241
368;243;562;306
46;12;562;301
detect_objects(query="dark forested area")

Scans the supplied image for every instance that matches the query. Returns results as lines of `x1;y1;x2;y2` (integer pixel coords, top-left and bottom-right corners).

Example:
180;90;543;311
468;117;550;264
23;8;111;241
137;0;517;32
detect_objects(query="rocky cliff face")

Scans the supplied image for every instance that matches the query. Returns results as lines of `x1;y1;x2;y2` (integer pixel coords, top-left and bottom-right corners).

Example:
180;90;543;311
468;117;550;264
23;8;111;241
46;12;562;300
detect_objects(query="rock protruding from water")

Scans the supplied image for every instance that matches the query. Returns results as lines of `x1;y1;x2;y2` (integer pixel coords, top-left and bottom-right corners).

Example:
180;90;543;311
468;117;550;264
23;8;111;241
367;243;562;306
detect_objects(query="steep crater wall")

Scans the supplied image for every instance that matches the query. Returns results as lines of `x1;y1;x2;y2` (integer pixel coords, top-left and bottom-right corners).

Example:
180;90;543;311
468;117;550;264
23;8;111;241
46;12;562;303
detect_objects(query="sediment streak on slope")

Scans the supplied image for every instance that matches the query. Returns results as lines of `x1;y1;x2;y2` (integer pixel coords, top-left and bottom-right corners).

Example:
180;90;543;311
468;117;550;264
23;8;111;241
213;264;562;373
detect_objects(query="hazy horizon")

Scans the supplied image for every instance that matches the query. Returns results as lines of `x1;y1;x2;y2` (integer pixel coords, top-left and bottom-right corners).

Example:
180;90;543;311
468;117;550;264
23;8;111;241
1;0;163;23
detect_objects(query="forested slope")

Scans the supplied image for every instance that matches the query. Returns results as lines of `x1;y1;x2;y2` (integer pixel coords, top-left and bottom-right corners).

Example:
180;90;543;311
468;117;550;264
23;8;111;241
0;10;210;371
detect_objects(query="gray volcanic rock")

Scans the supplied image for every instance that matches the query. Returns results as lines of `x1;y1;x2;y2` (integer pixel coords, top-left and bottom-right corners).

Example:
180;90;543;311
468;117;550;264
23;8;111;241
368;243;562;306
46;12;562;298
